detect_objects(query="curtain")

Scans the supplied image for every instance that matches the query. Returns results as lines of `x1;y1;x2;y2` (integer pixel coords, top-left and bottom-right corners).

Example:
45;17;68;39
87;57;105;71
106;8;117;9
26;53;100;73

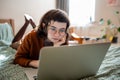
56;0;69;15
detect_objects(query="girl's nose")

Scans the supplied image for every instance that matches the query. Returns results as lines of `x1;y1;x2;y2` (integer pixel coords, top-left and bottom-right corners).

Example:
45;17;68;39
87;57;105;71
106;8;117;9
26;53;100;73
54;30;60;37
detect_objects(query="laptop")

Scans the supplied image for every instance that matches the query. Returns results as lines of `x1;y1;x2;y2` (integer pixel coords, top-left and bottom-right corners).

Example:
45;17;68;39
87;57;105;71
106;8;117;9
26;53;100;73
37;42;111;80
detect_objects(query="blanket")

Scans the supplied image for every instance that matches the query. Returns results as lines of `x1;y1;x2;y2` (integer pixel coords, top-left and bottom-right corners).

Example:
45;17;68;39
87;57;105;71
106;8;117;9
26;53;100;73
0;23;28;80
82;46;120;80
0;23;14;46
0;45;120;80
0;46;29;80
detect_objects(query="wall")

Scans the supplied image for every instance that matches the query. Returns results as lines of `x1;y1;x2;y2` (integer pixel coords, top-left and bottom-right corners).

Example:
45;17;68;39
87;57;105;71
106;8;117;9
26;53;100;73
95;0;120;42
0;0;56;35
95;0;120;25
72;0;120;42
0;0;120;37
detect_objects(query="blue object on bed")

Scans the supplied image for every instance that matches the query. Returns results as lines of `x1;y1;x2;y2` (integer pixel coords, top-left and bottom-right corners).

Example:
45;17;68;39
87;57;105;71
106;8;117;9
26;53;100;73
0;23;14;46
0;23;29;80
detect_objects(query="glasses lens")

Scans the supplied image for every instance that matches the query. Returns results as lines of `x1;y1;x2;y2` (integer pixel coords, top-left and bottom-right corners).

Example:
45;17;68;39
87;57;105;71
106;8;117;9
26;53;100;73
49;26;65;35
59;29;65;34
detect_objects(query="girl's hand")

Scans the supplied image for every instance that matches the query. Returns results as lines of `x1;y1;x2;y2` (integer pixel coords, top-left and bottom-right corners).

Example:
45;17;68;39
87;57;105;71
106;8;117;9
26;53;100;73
29;60;39;68
53;34;66;47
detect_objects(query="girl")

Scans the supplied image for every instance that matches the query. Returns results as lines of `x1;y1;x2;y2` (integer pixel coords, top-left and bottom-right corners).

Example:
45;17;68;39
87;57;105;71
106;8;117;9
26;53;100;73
14;9;70;68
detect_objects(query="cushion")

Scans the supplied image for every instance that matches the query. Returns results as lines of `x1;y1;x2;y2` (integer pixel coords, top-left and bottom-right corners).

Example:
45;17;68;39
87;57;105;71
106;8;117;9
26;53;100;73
0;23;14;46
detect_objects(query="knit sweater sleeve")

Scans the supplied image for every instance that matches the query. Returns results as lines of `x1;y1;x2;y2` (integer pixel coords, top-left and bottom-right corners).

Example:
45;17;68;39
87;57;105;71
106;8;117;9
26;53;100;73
14;30;42;67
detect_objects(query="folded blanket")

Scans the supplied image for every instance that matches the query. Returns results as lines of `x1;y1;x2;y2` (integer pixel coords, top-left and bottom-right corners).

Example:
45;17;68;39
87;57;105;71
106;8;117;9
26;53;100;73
0;23;14;46
0;44;29;80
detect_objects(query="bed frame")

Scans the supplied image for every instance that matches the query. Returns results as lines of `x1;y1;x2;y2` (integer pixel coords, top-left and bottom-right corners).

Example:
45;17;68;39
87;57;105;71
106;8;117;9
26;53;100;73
0;19;15;35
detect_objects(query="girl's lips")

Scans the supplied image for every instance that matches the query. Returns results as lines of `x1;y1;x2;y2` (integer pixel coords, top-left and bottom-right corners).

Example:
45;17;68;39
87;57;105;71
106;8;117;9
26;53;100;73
52;38;59;41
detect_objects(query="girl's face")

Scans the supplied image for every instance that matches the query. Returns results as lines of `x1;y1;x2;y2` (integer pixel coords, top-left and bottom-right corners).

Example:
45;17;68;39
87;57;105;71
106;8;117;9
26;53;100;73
47;21;67;43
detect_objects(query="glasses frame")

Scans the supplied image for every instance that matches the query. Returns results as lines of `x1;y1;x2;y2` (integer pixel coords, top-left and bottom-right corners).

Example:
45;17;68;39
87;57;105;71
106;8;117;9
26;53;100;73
48;26;66;36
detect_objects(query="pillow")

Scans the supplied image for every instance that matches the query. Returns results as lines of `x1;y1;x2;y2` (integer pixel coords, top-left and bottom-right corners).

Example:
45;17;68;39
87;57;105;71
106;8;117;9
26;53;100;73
0;23;14;46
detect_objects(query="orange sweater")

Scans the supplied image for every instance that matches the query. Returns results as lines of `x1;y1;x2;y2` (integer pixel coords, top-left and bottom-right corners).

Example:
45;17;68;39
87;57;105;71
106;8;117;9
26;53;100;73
14;30;44;67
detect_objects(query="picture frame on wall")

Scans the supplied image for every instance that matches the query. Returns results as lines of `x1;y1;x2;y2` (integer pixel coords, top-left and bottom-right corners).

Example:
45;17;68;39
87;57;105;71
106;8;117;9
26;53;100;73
107;0;120;6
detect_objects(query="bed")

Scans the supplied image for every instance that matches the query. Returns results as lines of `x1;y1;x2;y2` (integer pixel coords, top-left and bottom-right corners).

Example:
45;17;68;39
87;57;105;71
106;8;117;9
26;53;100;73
0;19;29;80
0;19;120;80
82;45;120;80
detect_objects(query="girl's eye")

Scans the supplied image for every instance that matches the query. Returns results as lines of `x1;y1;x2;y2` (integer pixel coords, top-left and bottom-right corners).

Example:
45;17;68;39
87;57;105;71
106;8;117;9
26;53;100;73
59;29;65;33
50;27;56;31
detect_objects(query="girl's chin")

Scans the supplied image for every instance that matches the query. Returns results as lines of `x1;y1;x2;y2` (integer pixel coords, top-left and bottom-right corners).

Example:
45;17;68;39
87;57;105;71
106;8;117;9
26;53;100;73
53;40;59;43
51;39;59;43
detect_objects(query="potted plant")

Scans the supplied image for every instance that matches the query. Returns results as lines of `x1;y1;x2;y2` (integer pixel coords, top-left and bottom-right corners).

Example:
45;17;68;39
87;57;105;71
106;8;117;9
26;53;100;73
100;19;120;43
100;10;120;43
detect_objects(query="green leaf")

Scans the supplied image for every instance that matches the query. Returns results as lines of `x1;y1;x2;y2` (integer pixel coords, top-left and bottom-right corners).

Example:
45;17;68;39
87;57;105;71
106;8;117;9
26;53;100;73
99;18;104;24
107;19;111;25
115;11;119;14
102;35;106;39
118;27;120;32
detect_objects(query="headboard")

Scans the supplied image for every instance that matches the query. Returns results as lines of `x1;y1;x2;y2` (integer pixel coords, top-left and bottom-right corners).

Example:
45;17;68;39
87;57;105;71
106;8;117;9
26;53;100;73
0;19;15;35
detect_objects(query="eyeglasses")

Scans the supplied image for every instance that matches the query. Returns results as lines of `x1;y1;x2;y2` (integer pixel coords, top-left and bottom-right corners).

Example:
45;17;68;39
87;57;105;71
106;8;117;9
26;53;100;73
48;26;66;35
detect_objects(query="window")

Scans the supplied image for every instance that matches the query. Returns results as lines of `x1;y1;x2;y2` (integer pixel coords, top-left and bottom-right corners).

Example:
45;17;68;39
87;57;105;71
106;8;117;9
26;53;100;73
69;0;96;27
